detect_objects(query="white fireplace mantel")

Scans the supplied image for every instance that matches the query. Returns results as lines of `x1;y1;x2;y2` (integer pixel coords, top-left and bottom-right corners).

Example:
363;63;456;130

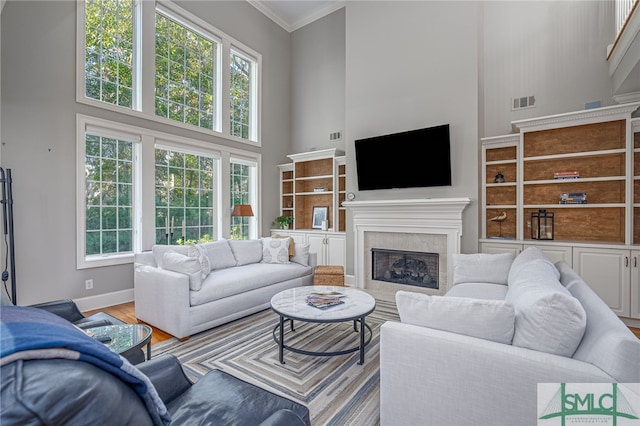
343;198;472;291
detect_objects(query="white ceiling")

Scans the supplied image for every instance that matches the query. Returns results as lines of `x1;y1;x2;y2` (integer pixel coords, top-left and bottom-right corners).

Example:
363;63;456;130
248;0;345;32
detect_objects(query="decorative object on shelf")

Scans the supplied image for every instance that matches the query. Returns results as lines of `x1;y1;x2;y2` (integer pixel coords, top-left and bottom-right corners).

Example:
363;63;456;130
554;171;580;180
272;215;294;230
494;171;505;183
312;206;329;229
489;211;507;237
560;192;587;204
531;209;554;240
313;187;327;192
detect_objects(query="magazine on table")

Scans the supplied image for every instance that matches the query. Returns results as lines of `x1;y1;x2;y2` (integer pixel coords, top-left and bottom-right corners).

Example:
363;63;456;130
306;291;346;310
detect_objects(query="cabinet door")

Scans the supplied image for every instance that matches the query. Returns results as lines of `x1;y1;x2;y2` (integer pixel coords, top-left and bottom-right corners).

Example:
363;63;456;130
326;234;346;268
307;234;326;265
523;244;572;266
631;250;640;319
479;242;522;256
572;247;630;317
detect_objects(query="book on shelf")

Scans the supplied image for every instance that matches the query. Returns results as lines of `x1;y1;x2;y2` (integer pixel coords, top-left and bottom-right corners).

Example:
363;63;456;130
559;192;587;204
306;292;346;310
554;171;580;180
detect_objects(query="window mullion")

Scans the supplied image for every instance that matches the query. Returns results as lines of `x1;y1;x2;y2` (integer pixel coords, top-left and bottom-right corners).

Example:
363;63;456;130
220;40;232;136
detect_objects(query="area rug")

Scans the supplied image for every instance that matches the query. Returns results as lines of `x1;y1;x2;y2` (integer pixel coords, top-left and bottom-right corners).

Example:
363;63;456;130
151;295;399;425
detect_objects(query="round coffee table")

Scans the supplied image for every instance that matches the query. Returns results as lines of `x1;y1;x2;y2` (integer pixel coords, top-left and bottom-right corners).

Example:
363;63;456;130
270;286;376;365
86;324;153;361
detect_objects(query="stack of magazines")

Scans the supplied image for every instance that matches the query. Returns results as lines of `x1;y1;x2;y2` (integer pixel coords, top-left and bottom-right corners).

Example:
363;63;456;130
305;291;346;310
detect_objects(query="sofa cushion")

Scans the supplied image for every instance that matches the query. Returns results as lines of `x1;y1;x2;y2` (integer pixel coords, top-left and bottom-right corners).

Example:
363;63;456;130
152;245;189;269
271;234;295;258
190;263;312;306
395;291;515;344
556;261;640;382
290;243;310;267
508;246;552;284
451;252;514;286
199;240;237;270
161;251;203;291
261;238;290;264
445;282;508;300
506;259;586;357
228;239;263;266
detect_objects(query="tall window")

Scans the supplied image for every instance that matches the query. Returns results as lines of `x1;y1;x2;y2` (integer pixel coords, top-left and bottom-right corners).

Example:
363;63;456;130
155;148;217;244
230;50;256;140
230;159;256;240
84;0;135;108
155;12;217;130
80;1;261;143
84;134;135;257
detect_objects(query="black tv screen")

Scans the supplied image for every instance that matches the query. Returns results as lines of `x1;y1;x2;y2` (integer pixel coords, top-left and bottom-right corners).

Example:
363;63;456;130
355;124;452;190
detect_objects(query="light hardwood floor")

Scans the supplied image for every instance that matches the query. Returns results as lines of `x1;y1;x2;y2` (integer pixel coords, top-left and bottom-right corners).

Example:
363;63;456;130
86;302;640;344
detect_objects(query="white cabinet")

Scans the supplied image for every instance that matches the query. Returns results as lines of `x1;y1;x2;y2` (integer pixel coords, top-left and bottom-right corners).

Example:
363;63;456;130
270;230;345;268
479;242;572;265
572;247;632;317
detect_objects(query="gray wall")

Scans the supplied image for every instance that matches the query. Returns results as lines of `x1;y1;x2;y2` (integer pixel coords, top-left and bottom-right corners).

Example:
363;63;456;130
0;1;290;305
291;8;345;153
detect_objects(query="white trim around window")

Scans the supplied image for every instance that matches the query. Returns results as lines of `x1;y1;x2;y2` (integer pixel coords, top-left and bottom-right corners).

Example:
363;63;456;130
76;114;262;269
76;0;263;146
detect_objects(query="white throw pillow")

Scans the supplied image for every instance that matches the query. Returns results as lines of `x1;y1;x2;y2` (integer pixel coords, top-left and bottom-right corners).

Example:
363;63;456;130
162;251;203;291
451;252;514;286
152;244;189;269
508;246;554;284
506;259;586;357
228;239;263;266
291;243;310;266
261;237;290;264
199;240;237;270
187;244;211;279
395;291;515;344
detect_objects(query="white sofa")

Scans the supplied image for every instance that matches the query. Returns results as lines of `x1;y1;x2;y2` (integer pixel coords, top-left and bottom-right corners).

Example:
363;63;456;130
134;238;315;339
380;247;640;425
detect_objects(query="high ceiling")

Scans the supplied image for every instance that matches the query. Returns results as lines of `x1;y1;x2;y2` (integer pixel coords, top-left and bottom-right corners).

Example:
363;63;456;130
248;0;345;32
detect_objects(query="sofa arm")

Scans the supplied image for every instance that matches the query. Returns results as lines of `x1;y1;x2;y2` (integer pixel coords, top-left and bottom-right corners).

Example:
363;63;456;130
137;354;192;405
380;321;614;426
30;299;85;323
134;264;191;339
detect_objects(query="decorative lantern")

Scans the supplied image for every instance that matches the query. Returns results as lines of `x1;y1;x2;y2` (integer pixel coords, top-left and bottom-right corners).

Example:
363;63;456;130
531;209;554;240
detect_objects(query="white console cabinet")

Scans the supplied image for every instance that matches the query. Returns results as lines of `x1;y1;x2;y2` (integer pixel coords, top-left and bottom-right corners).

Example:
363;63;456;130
270;229;345;268
479;242;572;265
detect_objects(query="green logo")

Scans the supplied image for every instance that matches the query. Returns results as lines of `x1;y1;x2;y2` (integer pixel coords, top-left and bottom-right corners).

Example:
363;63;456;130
539;383;639;425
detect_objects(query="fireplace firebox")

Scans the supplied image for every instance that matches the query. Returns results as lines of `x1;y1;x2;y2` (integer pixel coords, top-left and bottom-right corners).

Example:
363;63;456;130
371;248;438;289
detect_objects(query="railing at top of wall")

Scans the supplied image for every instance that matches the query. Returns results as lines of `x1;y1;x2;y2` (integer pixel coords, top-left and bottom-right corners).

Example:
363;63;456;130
616;0;637;35
608;0;639;60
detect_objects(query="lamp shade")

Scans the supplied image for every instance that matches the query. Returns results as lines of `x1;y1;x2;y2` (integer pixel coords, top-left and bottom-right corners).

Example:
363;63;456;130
232;204;254;217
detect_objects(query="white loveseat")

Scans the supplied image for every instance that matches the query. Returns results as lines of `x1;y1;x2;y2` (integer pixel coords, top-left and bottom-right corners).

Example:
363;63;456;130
134;238;315;339
380;247;640;425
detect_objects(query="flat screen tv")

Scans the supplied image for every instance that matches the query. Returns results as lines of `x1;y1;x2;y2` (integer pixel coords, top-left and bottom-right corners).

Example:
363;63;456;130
354;124;451;190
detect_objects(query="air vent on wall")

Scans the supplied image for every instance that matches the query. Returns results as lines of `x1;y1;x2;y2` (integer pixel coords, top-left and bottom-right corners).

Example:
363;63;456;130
329;131;342;141
512;95;536;110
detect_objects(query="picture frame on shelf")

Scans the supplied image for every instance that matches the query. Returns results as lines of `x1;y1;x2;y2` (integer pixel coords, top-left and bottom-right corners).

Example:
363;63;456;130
312;206;328;229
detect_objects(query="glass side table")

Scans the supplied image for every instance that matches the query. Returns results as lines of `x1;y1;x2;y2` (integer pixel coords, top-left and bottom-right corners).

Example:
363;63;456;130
86;324;153;361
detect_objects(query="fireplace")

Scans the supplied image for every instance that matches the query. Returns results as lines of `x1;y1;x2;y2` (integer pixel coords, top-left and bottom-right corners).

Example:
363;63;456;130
344;198;471;294
372;248;438;289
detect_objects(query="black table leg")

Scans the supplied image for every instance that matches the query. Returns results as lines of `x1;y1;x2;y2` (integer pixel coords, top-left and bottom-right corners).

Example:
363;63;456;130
358;316;365;365
279;315;285;364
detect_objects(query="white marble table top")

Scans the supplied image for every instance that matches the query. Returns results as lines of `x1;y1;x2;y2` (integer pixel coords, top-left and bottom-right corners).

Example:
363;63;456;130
270;286;376;322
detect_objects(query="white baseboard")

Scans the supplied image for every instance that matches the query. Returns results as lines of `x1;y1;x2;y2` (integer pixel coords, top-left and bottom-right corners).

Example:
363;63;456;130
621;316;640;329
74;289;134;312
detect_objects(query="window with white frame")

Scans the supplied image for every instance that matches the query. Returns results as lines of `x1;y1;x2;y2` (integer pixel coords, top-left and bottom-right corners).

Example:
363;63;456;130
84;0;136;108
79;0;261;143
230;158;257;240
77;115;259;268
230;49;257;140
155;147;218;245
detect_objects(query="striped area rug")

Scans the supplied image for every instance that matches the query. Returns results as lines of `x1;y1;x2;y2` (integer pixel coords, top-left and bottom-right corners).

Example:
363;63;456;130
151;293;399;425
